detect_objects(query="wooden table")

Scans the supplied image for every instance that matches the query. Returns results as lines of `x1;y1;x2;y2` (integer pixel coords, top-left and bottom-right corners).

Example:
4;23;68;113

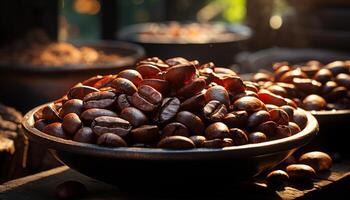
1;162;350;200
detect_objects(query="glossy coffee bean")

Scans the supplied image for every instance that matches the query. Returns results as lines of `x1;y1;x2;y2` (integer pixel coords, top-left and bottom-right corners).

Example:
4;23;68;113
131;125;159;143
324;86;347;102
56;180;87;199
267;85;287;97
230;128;248;145
120;107;148;127
205;85;230;106
177;78;206;98
97;133;127;147
322;81;338;94
42;103;61;122
162;122;190;138
189;135;206;147
314;68;333;83
233;96;266;113
81;108;118;123
280;105;295;120
205;122;230;140
266;170;289;186
68;85;99;100
293;109;308;129
299;151;332;172
165;63;196;88
224;111;248;128
288;122;301;135
220;76;245;96
139;79;169;95
181;93;206;112
83;91;116;109
276;82;298;98
116;94;132;110
286;164;316;180
136;63;161;78
336;73;350;89
131;85;162;112
62;113;82;135
82;75;104;86
269;109;289;125
92;116;131;137
59;99;83;118
73;127;96;144
118;69;143;86
157;136;195;149
43;122;69;139
253;72;274;82
156;97;180;123
265;104;278;111
203;100;227;122
274;125;291;139
279;68;307;83
202;138;233;148
111;78;138;95
247;110;270;128
302;94;327;111
325;61;348;76
248;132;267;143
34;119;47;131
301;64;320;77
258;89;287;107
292;78;322;94
176;111;204;135
165;57;190;66
255;121;277;137
92;75;116;89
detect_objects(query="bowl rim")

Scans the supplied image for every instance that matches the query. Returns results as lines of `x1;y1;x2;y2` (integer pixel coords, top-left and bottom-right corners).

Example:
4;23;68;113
22;103;318;161
0;41;145;73
117;21;252;45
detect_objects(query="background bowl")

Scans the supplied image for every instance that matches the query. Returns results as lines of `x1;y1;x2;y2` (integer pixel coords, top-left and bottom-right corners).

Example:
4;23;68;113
118;22;251;67
0;41;144;112
22;103;318;191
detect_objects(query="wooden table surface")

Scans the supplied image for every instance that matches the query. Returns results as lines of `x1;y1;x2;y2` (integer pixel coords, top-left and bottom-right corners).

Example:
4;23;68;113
1;162;350;200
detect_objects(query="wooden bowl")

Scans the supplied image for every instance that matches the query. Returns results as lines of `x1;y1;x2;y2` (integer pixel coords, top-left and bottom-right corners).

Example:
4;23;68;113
22;103;318;191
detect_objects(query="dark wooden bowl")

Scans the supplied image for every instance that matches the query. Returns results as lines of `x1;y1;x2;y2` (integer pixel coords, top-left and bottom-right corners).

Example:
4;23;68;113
22;103;318;191
0;41;145;112
117;22;251;66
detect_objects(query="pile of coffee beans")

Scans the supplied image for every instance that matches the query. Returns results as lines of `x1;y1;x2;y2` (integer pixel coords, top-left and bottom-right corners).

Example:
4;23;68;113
253;60;350;111
266;151;332;187
34;57;307;149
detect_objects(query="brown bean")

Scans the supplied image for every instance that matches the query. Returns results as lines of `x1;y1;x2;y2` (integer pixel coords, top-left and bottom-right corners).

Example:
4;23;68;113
165;63;196;88
189;135;206;147
59;99;83;118
205;122;230;140
111;78;138;95
43;122;69;139
157;136;195;149
73;127;96;143
302;94;327;111
162;122;190;138
248;132;267;143
62;113;82;135
176;111;205;135
118;69;143;86
247;110;271;128
203;100;228;122
131;125;159;143
269;109;289;125
202;138;234;148
224;111;248;128
205;85;230;106
97;133;127;147
233;96;266;113
299;151;332;172
266;170;289;185
293;110;308;129
286;164;316;180
229;128;248;145
177;78;206;98
42;103;61;122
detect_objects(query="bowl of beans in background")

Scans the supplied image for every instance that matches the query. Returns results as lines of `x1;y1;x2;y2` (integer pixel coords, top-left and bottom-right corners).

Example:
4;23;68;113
22;57;318;190
251;60;350;156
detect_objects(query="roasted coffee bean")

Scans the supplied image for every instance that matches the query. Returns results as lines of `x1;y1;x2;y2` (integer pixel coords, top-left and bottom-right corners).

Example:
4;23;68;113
224;111;248;128
274;65;291;81
285;98;298;108
265;104;279;111
42;104;61;122
325;61;348;76
165;57;190;66
43;122;69;139
156;97;180;123
253;72;274;82
81;108;118;123
258;89;287;106
314;68;333;83
269;109;289;125
189;135;206;147
248;132;267;143
82;75;104;86
232;91;259;102
181;93;206;112
99;87;116;93
177;78;206;98
92;116;131;137
247;110;270;128
68;85;99;100
286;164;316;180
205;85;230;106
117;94;132;110
131;85;162;112
92;75;116;89
59;99;83;118
214;67;237;76
288;122;301;135
220;76;245;96
120;107;148;127
56;180;87;199
205;122;230;140
292;78;322;94
280;105;295;120
266;170;289;186
203;100;228;122
324;86;347;102
202;138;233;148
302;94;327;111
111;78;138;95
276;82;298;98
267;85;288;97
83;91;116;109
279;68;308;83
73;127;96;143
157;136;195;149
118;69;143;86
233;96;266;113
301;64;320;77
274;125;291;139
165;63;196;88
136;63;161;78
62;113;82;135
230;128;248;145
336;73;350;89
299;151;332;172
255;121;277;137
97;133;127;147
293;109;308;129
176;111;204;135
139;79;169;95
34;119;48;131
322;81;338;94
131;125;159;143
162;122;190;138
